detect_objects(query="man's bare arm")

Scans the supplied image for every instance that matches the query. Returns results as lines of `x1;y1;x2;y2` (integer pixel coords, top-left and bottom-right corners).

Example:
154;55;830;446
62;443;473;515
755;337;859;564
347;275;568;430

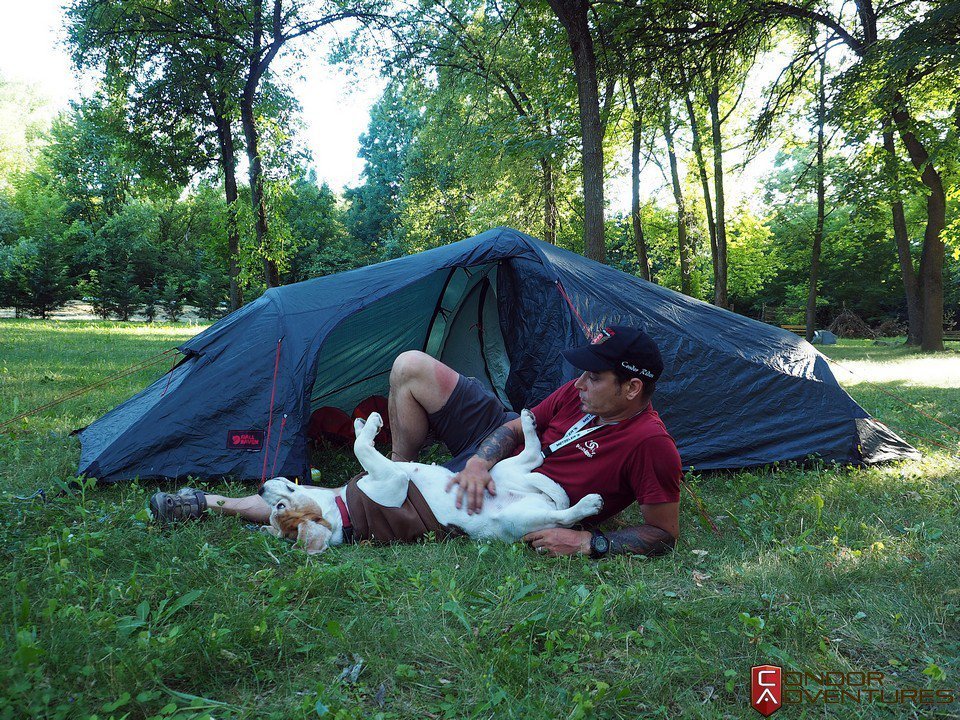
473;422;523;464
523;500;679;557
522;524;675;558
446;418;523;514
606;525;676;557
605;501;679;557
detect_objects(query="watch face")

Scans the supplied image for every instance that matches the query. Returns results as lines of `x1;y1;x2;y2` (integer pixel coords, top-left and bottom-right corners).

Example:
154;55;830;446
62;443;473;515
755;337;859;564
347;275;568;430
593;533;609;555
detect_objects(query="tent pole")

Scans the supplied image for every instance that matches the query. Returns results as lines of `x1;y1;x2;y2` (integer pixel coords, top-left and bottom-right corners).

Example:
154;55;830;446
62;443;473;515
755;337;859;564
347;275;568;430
422;267;458;355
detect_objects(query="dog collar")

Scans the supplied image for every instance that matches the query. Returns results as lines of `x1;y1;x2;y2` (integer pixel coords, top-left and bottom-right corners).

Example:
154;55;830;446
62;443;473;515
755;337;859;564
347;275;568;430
335;495;355;544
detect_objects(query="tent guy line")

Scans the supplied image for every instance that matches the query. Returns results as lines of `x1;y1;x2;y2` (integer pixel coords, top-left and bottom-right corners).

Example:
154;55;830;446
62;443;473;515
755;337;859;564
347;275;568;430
556;280;592;339
0;348;179;432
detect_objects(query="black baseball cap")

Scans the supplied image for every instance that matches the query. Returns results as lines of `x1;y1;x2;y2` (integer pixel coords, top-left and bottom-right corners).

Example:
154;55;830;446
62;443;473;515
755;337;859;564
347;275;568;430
561;325;664;381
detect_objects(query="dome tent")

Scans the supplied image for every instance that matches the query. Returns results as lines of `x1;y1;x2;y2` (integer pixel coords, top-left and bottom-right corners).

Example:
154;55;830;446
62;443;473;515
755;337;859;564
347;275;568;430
77;226;916;483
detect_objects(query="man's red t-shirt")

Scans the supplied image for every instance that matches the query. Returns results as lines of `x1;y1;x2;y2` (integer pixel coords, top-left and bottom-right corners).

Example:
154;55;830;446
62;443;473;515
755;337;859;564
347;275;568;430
528;380;682;523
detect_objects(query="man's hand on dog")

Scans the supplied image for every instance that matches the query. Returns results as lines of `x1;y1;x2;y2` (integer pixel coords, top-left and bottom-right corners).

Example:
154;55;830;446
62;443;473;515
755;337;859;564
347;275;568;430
523;529;591;557
446;458;496;514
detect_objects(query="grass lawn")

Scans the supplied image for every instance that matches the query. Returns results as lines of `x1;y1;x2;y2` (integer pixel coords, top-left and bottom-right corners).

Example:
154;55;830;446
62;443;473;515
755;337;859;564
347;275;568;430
1;321;959;719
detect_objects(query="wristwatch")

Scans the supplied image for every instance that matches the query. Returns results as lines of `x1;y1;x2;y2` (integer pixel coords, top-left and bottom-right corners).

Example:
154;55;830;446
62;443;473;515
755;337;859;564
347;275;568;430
589;530;610;559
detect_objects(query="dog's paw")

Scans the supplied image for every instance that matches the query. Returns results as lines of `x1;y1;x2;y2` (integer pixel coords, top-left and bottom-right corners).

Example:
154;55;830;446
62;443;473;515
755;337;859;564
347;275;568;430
520;408;536;431
577;493;604;516
355;413;382;443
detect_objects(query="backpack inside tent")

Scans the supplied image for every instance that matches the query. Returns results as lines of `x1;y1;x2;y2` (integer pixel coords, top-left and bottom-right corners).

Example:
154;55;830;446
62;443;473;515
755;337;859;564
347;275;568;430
77;226;917;483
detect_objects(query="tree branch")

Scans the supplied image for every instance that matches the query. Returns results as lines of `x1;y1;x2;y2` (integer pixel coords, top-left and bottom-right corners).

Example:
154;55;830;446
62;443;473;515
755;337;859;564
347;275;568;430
759;2;863;54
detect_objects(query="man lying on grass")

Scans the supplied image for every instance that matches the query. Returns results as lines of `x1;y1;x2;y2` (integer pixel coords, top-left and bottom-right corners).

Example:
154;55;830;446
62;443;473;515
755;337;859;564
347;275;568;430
150;326;682;558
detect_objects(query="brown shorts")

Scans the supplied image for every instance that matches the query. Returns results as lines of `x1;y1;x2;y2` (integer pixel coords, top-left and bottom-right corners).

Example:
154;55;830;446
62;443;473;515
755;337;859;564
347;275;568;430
427;375;519;472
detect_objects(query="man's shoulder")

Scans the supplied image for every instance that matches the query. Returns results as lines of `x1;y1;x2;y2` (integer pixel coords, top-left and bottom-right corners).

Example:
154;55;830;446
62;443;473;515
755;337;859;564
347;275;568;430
619;407;676;445
531;379;579;428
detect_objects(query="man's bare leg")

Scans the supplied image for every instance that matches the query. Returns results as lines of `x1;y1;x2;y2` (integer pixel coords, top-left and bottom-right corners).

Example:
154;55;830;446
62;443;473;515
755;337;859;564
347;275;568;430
152;352;459;526
204;350;458;523
149;486;270;525
387;351;460;461
205;493;271;524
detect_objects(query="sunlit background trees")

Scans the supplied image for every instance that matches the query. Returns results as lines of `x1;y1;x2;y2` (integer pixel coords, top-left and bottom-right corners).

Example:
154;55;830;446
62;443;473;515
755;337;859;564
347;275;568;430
0;0;957;347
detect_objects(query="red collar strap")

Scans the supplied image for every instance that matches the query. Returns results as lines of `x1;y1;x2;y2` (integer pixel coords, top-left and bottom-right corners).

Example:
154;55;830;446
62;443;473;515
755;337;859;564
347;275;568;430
335;495;354;544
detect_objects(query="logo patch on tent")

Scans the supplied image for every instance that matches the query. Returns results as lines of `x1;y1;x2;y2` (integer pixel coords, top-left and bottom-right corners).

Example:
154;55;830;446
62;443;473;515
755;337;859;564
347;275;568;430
227;430;264;451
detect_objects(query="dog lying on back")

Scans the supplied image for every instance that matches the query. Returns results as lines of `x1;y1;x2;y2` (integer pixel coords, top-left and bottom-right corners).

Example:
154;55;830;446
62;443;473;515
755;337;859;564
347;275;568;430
260;409;602;554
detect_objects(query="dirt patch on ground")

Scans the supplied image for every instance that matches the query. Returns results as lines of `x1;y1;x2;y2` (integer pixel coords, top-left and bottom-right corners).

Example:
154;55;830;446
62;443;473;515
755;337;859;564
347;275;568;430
0;301;208;324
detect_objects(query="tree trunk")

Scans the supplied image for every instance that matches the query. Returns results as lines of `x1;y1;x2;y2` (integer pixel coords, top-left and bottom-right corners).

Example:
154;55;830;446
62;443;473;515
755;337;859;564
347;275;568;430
891;92;945;351
861;3;941;350
546;0;605;262
540;155;557;245
806;51;826;343
540;107;557;245
628;78;650;281
684;91;716;292
663;107;691;295
882;126;922;345
706;71;728;308
212;103;243;310
766;1;943;348
240;90;280;288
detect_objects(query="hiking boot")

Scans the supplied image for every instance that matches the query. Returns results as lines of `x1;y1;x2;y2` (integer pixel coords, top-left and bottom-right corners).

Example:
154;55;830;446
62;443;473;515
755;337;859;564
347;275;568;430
148;487;208;524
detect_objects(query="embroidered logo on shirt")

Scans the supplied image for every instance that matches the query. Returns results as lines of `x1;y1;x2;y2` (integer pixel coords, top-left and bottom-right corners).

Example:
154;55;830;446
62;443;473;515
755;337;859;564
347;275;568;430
577;439;599;458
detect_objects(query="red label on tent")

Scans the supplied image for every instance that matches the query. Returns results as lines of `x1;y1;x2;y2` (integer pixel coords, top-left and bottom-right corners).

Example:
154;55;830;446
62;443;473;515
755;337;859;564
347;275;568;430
227;430;264;451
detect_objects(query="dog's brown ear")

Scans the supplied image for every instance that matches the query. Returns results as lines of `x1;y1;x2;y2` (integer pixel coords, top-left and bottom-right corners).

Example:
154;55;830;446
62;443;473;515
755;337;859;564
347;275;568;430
274;508;332;554
296;518;332;555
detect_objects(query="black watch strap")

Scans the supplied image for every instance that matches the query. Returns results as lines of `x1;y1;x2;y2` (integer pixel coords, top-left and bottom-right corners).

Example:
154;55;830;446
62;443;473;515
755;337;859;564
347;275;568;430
589;530;610;558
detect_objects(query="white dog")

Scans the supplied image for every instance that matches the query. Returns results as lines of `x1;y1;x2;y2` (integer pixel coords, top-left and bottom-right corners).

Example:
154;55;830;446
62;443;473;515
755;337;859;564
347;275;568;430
260;409;602;554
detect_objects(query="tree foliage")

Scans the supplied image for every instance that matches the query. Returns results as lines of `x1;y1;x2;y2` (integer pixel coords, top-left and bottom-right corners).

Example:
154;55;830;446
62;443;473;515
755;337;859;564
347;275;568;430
0;0;957;339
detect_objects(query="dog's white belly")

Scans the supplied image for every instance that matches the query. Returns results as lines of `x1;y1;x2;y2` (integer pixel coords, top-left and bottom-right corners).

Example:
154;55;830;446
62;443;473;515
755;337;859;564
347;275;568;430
401;465;566;542
344;411;603;548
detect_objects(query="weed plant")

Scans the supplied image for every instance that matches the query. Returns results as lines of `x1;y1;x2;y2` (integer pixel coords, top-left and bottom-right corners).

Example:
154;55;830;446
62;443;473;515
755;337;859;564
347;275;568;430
1;322;958;718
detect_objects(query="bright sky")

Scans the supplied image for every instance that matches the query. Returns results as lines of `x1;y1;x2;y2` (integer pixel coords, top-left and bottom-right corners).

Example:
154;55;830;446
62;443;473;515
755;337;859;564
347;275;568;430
0;3;79;108
0;1;383;192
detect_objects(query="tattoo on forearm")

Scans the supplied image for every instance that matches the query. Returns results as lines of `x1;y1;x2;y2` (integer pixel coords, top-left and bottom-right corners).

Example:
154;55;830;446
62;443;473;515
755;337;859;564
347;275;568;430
474;425;522;464
606;525;676;557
